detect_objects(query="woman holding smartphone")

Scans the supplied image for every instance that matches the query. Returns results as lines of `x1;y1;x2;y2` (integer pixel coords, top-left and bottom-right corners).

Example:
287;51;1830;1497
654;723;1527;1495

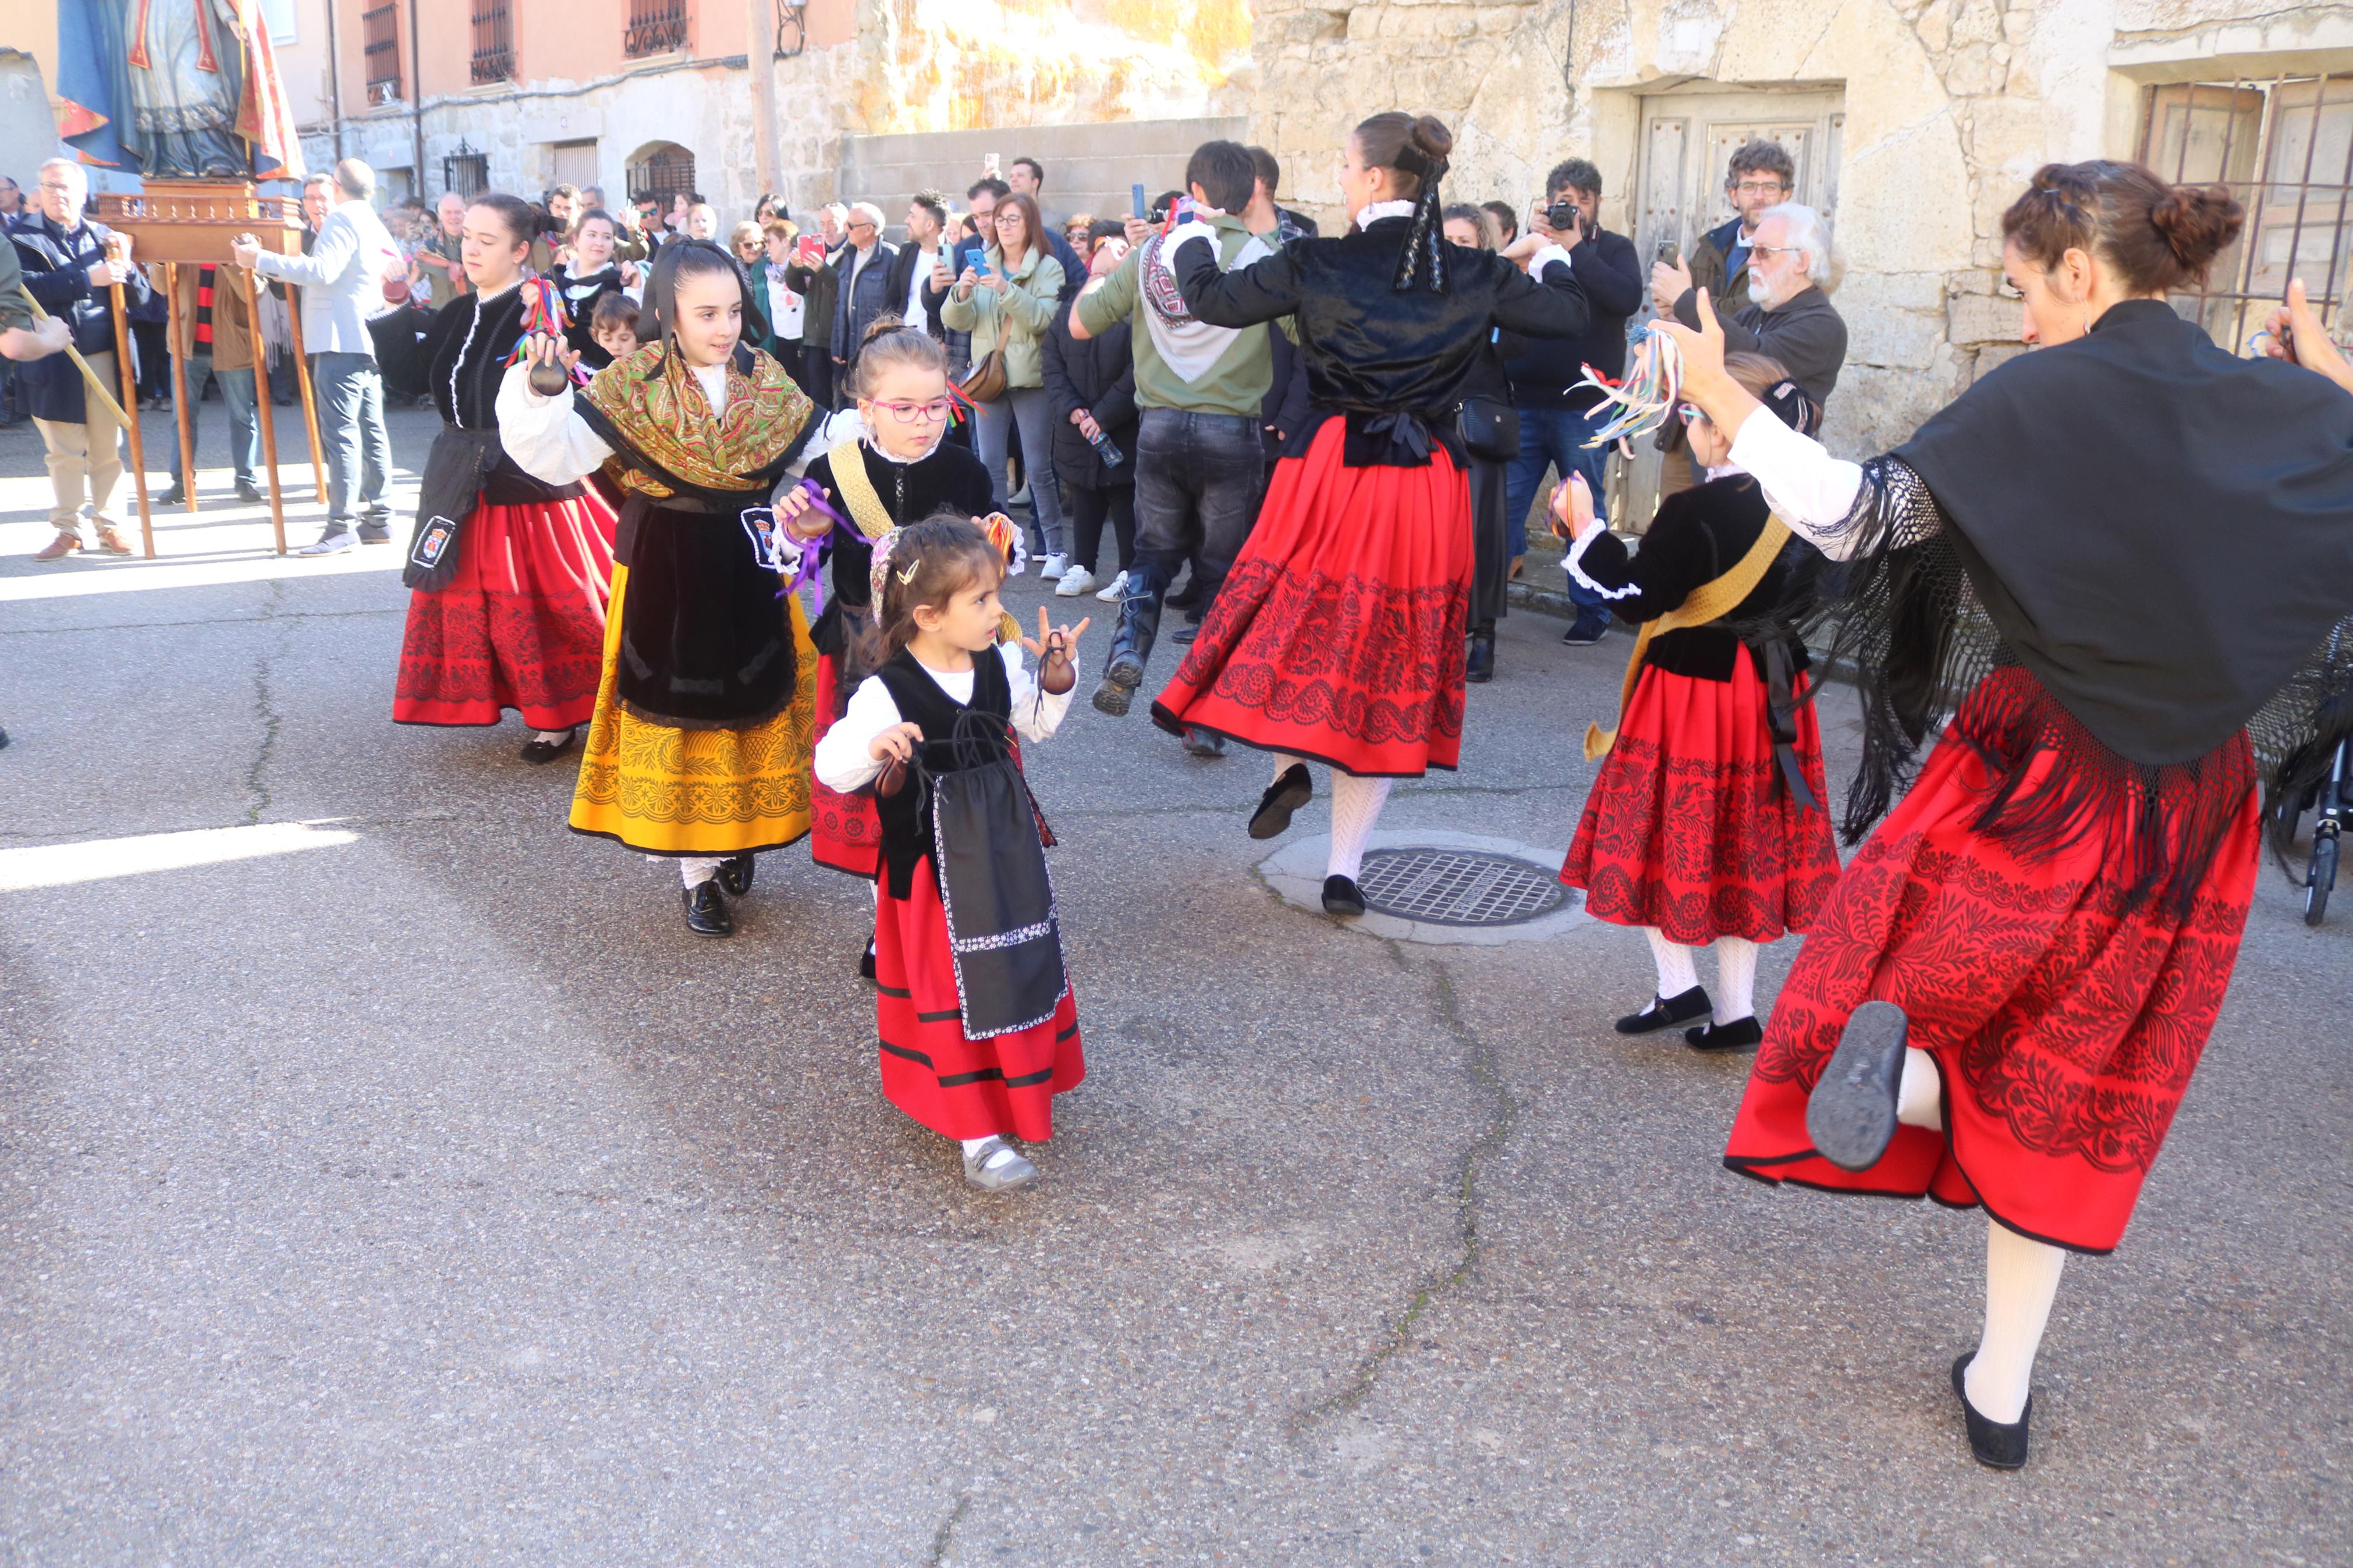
941;192;1071;577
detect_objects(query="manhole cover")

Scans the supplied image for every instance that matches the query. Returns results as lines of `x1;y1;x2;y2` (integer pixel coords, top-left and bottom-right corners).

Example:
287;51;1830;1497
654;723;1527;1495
1356;848;1568;927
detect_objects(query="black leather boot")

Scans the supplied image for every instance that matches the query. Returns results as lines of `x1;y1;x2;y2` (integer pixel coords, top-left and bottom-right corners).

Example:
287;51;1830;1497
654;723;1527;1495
1093;581;1164;717
682;880;734;937
1465;630;1496;684
718;853;755;896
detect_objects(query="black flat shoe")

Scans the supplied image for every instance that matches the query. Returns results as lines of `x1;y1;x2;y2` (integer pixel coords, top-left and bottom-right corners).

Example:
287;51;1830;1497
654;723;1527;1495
1322;874;1367;917
1614;985;1711;1035
1952;1353;2031;1470
519;728;579;765
1685;1015;1764;1053
1249;763;1314;840
858;940;877;982
1805;999;1910;1172
1181;727;1225;758
682;880;734;937
1465;631;1494;684
718;853;755;897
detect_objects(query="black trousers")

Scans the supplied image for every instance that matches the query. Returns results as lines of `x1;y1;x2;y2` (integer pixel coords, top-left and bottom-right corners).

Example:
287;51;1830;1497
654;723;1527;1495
1467;453;1510;635
1068;482;1137;576
801;345;836;411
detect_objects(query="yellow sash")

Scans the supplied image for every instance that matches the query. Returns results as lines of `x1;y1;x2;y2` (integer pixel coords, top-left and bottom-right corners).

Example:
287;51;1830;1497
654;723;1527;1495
826;435;1021;643
1583;514;1791;760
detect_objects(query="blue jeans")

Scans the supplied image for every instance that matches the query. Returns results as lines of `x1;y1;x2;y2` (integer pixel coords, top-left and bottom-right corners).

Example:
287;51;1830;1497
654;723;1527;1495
311;351;391;525
973;385;1068;558
168;355;260;486
1506;402;1614;612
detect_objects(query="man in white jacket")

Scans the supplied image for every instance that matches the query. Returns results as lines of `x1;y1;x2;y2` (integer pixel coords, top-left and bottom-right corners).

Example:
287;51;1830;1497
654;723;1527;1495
235;158;399;554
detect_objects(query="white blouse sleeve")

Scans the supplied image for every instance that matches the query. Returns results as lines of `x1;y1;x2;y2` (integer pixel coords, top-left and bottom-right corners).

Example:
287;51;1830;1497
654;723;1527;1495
1002;642;1076;744
495;361;615;486
1727;410;1873;560
813;674;903;793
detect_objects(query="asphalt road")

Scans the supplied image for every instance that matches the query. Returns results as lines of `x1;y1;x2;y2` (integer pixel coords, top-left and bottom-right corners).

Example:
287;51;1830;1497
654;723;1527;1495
2;401;2347;1566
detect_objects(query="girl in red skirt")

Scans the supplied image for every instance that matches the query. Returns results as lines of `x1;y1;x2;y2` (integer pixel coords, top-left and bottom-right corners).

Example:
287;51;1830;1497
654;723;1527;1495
1149;111;1588;914
812;516;1089;1192
1558;354;1841;1052
1663;162;2353;1467
393;193;617;762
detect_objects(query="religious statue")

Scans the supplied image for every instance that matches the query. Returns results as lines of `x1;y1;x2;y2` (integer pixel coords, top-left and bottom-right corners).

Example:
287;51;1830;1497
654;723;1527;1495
56;0;304;182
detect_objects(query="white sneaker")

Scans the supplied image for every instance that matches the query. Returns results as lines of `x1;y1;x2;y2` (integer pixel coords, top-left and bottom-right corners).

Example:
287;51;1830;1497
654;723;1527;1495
1095;570;1129;603
1055;565;1096;597
1037;552;1068;579
298;525;357;556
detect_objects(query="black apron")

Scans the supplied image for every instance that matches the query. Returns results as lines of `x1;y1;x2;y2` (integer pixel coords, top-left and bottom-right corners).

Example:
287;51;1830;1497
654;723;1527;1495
403;425;502;591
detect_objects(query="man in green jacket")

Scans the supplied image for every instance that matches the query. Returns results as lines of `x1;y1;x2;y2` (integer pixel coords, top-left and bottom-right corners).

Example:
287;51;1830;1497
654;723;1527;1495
1070;140;1275;740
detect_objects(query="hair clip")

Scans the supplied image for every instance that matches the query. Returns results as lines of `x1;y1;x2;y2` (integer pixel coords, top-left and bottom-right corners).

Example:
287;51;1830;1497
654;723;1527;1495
896;561;920;584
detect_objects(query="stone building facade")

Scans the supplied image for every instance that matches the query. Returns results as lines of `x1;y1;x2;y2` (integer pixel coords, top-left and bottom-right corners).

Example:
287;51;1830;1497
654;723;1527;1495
1248;0;2353;455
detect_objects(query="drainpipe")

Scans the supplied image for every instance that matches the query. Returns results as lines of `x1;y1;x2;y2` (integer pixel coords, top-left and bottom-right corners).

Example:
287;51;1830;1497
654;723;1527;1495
324;0;346;159
409;0;426;193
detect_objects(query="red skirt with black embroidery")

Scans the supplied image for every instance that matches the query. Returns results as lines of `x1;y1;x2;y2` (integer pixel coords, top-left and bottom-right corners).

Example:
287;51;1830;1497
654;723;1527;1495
874;855;1085;1142
1151;420;1470;776
811;652;883;877
1723;668;2260;1254
393;493;618;729
1561;655;1842;944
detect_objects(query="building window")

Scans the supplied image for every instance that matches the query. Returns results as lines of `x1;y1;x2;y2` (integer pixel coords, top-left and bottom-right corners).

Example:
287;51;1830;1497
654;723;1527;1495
361;1;401;105
471;0;516;84
444;145;489;198
2141;74;2353;351
627;143;697;207
624;0;691;58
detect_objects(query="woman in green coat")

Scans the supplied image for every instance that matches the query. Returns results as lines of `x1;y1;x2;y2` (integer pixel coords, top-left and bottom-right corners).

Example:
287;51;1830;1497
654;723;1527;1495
941;191;1069;573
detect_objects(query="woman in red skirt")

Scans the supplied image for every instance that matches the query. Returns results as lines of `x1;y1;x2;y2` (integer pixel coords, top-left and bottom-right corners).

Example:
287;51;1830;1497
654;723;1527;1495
1557;354;1841;1053
812;517;1088;1192
393;193;616;762
1663;162;2353;1467
1149;111;1589;914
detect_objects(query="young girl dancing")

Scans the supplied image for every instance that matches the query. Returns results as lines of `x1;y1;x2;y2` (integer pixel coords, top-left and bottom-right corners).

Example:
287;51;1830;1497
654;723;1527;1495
1556;353;1842;1051
782;319;994;901
812;517;1090;1192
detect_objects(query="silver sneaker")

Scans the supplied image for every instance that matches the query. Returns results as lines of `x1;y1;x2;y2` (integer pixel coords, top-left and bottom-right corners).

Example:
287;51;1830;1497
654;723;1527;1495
961;1137;1038;1192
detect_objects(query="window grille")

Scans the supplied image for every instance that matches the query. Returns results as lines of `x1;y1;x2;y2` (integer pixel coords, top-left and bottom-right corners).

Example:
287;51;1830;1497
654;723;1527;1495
624;0;691;58
361;2;401;105
470;0;516;84
2141;74;2353;352
443;149;489;199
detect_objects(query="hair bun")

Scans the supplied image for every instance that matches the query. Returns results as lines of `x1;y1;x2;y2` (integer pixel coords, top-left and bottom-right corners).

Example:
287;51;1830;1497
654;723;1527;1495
1410;115;1454;165
2149;183;2245;271
862;311;911;345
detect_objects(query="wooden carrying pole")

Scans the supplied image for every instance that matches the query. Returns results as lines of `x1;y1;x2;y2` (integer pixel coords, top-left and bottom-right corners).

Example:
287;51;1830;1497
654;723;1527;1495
15;286;132;428
166;263;197;514
283;286;327;500
237;265;289;555
106;276;157;558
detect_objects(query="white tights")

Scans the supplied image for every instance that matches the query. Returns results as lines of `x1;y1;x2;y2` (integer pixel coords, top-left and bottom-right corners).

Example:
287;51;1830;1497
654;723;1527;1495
1890;1046;2067;1425
1641;929;1759;1025
1272;754;1393;881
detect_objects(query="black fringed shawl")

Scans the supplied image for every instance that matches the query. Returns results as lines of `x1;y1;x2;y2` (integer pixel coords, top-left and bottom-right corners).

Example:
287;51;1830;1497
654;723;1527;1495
1790;300;2353;904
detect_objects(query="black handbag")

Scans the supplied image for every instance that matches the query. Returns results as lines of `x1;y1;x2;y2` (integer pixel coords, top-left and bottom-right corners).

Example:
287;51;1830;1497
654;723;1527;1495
1456;396;1521;464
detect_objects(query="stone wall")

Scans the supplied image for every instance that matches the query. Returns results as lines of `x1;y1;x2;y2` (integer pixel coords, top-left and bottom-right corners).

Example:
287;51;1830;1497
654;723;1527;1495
1248;0;2353;455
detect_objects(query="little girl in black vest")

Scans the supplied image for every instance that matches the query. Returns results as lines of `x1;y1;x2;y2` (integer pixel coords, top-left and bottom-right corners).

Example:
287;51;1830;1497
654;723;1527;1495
811;514;1091;1191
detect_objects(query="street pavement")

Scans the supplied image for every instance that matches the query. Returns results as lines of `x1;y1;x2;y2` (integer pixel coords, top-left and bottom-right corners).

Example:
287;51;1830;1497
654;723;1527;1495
2;402;2348;1566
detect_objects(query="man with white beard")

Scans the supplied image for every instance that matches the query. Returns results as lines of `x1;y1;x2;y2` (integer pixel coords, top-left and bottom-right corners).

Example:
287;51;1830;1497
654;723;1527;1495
1653;202;1847;410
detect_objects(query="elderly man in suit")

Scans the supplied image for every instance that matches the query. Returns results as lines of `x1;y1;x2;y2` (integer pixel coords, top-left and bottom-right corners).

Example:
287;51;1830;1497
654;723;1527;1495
235;157;399;554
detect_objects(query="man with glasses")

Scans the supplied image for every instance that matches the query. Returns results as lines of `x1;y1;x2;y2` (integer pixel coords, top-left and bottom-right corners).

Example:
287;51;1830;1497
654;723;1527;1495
14;158;151;560
1656;201;1846;409
1655;140;1795;319
828;202;899;397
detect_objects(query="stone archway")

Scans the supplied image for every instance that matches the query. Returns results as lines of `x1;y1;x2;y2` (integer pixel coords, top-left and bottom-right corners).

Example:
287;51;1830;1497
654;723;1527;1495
624;140;698;207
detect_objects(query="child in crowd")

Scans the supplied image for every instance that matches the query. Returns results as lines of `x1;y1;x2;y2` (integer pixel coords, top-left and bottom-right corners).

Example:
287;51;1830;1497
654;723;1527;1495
812;516;1089;1191
587;291;643;368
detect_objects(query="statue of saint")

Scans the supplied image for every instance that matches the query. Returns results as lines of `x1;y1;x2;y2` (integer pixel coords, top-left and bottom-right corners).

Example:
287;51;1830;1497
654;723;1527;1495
57;0;304;182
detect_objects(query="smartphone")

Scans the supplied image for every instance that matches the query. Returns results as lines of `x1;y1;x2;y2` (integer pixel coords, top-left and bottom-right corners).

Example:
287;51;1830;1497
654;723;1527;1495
1131;183;1148;221
975;255;995;280
984;152;1001;179
1656;240;1680;266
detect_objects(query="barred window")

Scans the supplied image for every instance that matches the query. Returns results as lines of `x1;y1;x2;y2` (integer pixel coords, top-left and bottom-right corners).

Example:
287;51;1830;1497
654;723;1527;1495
470;0;516;85
2141;74;2353;353
360;2;400;105
624;0;691;58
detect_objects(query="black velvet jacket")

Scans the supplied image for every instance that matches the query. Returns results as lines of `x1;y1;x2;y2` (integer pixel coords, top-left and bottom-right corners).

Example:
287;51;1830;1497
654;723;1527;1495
1571;475;1808;682
422;286;585;504
1172;216;1589;466
803;438;995;656
547;264;631;369
872;646;1013;899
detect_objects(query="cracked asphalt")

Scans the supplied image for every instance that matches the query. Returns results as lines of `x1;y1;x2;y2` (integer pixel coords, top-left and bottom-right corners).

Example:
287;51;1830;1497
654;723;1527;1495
2;406;2348;1565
